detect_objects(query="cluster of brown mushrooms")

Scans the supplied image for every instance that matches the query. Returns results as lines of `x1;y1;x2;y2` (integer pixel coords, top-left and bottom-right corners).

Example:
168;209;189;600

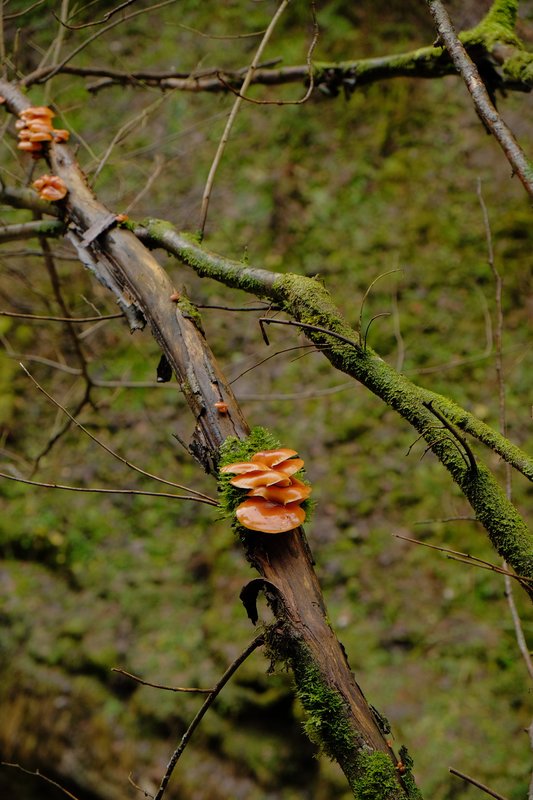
221;448;311;534
16;106;69;157
31;174;68;202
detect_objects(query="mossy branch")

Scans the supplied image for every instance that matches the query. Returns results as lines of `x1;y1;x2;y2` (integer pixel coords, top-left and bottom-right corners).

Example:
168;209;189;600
46;3;533;95
136;220;533;596
0;219;66;243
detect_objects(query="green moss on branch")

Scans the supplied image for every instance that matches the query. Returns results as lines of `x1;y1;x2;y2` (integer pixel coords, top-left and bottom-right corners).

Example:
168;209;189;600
138;220;533;593
266;627;420;799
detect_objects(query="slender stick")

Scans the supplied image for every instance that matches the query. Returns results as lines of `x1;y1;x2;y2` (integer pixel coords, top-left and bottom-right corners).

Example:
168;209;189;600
154;634;264;800
449;767;509;800
111;668;212;694
0;762;80;800
0;469;217;505
199;0;289;236
20;364;217;502
426;1;533;198
259;316;359;349
0;310;122;323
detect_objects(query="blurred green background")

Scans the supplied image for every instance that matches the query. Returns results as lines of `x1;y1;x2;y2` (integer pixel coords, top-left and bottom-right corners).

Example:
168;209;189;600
0;1;532;798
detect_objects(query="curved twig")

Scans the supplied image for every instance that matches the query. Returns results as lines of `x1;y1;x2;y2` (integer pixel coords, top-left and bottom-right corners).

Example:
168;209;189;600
154;634;265;800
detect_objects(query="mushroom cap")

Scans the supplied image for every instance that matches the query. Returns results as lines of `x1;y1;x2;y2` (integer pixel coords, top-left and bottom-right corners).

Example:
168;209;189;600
229;470;290;489
39;185;67;201
29;131;53;142
251;448;298;468
235;498;305;533
17;141;42;152
27;119;53;131
247;477;311;505
51;129;70;142
272;458;304;477
20;106;55;119
220;461;271;475
32;175;68;200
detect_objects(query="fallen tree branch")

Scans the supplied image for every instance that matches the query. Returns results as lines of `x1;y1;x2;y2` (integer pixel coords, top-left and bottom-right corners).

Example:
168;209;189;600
0;79;414;798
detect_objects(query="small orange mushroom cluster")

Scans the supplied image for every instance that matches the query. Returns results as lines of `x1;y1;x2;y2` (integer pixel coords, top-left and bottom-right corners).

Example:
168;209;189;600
32;174;68;202
221;448;311;534
16;106;69;157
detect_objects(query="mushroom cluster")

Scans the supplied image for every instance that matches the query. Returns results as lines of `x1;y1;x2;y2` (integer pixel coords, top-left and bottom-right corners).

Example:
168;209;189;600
32;174;68;202
16;106;69;158
221;448;311;534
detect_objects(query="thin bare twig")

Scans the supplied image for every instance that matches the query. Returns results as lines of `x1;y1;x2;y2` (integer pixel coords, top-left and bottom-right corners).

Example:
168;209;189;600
5;1;46;20
363;312;391;351
128;773;153;799
124;153;164;214
449;767;510;800
426;1;533;198
32;384;91;471
394;534;532;585
56;0;138;29
358;269;402;344
112;668;212;693
91;94;169;185
214;1;319;107
199;0;289;236
154;634;264;800
0;762;80;800
258;316;359;349
43;0;70;104
0;469;217;505
477;182;533;686
230;343;318;384
423;400;477;473
23;0;178;86
0;310;122;323
20;364;217;503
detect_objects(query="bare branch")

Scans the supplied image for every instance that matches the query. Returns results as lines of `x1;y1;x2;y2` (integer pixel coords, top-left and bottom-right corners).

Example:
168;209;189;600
57;0;139;30
111;667;212;694
213;1;319;107
0;763;80;800
449;767;510;800
22;0;179;86
426;1;533;198
154;634;264;800
21;364;218;502
0;310;122;323
0;469;218;505
199;0;290;235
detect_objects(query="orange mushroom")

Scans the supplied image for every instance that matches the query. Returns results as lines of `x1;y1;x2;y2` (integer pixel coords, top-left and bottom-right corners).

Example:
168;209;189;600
29;131;53;142
17;141;42;153
16;107;70;160
235;498;306;533
221;446;310;533
20;106;55;121
247;476;311;505
229;470;291;489
214;401;229;414
32;174;68;201
220;462;271;475
251;448;298;468
51;128;70;143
